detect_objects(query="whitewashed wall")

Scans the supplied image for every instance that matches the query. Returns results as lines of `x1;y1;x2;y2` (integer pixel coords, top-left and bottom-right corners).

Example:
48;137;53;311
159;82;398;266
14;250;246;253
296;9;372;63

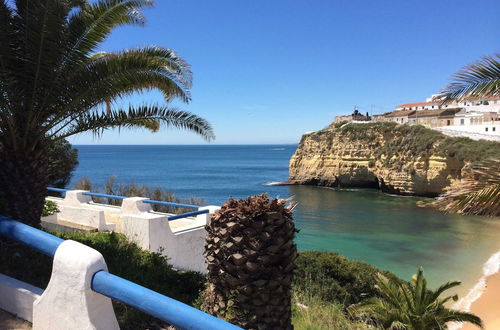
44;191;220;273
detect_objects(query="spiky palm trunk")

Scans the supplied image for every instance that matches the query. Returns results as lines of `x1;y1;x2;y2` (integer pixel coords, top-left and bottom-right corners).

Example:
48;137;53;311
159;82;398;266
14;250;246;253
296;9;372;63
0;140;48;227
203;194;298;330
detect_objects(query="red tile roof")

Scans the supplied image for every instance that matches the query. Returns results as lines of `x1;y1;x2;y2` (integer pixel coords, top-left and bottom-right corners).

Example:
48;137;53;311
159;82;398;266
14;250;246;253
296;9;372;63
408;109;461;118
397;102;438;108
385;110;416;117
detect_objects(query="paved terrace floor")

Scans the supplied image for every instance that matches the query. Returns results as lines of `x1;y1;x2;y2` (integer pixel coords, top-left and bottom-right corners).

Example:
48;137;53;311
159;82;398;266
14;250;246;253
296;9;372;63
0;309;31;329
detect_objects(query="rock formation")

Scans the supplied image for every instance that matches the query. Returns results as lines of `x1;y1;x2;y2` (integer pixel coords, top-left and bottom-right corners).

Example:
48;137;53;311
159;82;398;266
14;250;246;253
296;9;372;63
288;122;499;197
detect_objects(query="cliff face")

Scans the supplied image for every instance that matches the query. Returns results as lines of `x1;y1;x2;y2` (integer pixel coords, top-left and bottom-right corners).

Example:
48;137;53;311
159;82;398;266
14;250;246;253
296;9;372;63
288;123;467;197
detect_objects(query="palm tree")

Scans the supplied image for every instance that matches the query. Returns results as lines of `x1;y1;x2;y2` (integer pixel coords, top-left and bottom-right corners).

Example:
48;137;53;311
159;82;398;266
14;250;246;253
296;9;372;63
0;0;214;227
349;267;482;330
435;55;499;217
434;159;500;217
440;54;499;101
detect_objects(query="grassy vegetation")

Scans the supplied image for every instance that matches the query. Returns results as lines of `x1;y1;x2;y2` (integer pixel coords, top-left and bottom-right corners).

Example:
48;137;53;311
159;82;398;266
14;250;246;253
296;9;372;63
294;251;402;307
291;251;403;329
292;292;370;330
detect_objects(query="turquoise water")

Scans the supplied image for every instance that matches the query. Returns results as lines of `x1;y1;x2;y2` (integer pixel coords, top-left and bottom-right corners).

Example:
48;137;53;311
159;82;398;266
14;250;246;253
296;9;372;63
71;145;500;292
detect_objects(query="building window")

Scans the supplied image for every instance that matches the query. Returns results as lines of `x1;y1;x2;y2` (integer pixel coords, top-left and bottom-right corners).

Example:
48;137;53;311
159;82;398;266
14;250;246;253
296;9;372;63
447;120;451;125
485;127;488;132
493;127;496;132
460;119;464;125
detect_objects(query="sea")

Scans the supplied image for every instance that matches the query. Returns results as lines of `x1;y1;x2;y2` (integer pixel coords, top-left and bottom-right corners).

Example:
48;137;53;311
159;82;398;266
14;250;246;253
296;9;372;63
71;144;500;302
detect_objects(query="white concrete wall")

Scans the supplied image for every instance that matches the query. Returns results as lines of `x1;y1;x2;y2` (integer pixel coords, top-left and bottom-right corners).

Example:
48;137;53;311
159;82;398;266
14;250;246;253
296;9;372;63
464;104;500;113
44;191;220;273
0;274;43;322
435;126;500;142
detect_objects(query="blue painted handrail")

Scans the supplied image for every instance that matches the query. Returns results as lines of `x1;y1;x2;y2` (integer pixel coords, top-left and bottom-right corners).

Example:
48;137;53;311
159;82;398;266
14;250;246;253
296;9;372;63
0;216;241;330
47;187;69;193
46;187;205;217
0;216;64;257
168;209;209;221
47;187;201;209
92;271;240;330
143;199;200;210
82;192;127;200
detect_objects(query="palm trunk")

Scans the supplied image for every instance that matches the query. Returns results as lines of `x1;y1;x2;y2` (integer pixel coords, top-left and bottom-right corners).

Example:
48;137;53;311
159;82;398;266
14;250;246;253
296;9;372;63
0;141;48;227
203;195;298;330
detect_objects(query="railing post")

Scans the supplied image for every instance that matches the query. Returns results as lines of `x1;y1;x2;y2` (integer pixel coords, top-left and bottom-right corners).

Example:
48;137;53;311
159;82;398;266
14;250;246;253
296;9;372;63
63;190;92;206
196;205;221;224
121;197;152;215
33;240;119;330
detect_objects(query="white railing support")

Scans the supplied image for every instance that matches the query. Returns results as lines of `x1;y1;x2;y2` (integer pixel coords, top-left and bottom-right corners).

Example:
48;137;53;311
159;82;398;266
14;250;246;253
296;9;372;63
33;240;119;330
63;190;92;206
121;197;152;215
196;205;221;224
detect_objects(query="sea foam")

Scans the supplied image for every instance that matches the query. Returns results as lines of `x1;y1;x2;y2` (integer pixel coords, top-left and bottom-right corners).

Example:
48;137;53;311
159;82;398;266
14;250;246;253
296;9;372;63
448;250;500;330
263;181;285;186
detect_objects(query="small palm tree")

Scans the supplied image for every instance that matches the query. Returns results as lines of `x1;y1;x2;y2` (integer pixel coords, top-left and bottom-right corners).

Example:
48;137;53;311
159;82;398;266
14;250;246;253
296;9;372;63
349;267;482;330
440;54;499;101
435;159;500;217
0;0;214;226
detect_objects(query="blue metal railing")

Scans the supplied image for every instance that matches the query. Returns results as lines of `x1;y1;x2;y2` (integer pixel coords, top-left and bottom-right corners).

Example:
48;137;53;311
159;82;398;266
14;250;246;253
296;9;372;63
0;215;240;330
168;209;209;221
47;187;68;194
82;192;126;200
0;216;63;257
143;199;200;210
46;187;205;221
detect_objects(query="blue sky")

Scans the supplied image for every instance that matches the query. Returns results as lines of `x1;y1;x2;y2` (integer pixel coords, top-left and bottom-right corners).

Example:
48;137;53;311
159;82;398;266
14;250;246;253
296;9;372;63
68;0;500;145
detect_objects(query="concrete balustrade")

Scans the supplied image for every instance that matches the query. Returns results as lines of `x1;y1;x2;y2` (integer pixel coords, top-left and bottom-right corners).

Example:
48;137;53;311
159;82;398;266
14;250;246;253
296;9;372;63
44;190;220;273
0;217;240;330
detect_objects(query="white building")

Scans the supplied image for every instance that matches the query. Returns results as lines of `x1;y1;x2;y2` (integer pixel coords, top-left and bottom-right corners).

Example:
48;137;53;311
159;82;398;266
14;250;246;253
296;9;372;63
396;95;500;114
452;110;500;134
392;95;500;140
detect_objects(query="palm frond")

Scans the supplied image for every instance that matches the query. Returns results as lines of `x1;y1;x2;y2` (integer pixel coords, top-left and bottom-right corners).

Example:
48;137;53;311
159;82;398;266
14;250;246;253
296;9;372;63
439;311;483;328
66;0;153;62
435;159;500;217
441;54;500;101
54;105;215;141
350;267;483;329
428;280;461;303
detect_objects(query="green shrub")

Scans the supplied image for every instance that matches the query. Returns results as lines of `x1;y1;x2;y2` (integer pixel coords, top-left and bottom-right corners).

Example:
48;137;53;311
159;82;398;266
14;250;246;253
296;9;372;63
47;139;79;189
294;251;401;307
292;291;370;330
42;200;59;217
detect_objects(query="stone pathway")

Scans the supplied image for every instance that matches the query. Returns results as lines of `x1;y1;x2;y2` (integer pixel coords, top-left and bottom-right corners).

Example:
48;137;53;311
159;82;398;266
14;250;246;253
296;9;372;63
0;309;31;329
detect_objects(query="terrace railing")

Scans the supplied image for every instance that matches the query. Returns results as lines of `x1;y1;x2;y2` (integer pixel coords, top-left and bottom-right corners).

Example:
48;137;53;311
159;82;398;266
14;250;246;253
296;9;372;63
47;187;209;221
0;215;240;330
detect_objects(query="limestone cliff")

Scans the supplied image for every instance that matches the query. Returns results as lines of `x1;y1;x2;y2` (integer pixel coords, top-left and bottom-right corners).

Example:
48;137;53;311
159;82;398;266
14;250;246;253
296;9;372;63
288;122;500;197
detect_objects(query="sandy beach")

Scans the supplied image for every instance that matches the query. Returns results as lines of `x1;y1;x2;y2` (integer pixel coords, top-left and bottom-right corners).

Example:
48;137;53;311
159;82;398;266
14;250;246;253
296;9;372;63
461;272;500;330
